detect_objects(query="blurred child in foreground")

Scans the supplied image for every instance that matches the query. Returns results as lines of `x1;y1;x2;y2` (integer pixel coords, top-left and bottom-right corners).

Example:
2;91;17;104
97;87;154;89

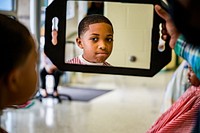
0;14;38;133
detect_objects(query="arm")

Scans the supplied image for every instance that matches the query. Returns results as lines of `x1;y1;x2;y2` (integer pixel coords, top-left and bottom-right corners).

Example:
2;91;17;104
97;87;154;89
155;5;200;79
43;52;57;73
174;35;200;80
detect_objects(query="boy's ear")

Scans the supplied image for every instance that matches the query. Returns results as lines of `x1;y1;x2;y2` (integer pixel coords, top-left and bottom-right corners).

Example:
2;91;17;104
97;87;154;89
6;69;21;93
76;37;84;49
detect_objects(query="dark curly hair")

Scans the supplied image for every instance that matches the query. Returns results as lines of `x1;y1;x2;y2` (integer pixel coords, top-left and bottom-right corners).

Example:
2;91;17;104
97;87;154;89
78;14;113;38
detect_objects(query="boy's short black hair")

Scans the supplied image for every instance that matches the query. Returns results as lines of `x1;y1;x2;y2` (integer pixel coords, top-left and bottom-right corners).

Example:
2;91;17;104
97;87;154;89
78;14;113;37
0;14;33;77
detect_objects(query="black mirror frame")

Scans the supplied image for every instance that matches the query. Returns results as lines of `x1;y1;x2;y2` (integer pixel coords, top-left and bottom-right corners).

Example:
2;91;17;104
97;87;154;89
45;0;171;77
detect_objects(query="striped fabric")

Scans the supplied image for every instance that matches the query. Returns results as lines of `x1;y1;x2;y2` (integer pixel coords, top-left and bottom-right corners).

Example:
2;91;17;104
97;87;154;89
67;56;82;64
67;56;111;66
147;86;200;133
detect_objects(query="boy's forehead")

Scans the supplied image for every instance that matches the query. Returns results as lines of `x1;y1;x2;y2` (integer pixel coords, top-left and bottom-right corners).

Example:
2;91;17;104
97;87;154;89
87;22;110;27
87;23;113;31
80;22;113;37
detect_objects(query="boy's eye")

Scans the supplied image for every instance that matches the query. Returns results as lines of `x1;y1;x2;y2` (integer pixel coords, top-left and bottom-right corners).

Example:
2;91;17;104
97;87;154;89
91;37;98;41
107;38;113;42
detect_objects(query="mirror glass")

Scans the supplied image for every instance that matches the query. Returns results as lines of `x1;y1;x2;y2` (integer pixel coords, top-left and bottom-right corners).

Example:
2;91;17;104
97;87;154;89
65;1;154;69
44;0;171;77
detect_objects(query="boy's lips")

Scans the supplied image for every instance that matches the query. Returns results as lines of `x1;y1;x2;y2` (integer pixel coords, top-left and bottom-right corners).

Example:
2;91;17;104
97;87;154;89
96;52;109;55
98;53;108;54
97;53;109;57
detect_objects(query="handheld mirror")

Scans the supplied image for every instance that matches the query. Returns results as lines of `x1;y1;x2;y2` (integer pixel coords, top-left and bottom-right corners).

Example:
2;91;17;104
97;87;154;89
45;0;171;77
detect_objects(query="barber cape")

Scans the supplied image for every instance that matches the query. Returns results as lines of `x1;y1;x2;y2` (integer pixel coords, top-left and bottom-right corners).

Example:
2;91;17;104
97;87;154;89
147;86;200;133
67;55;111;66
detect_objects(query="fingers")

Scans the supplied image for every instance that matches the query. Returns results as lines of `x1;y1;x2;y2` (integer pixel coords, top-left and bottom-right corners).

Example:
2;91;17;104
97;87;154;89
155;5;170;21
161;22;169;41
155;5;179;49
161;24;168;35
161;34;168;41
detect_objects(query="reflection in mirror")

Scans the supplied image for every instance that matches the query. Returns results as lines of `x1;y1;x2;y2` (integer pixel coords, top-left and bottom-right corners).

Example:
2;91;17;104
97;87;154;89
44;0;171;77
65;1;155;69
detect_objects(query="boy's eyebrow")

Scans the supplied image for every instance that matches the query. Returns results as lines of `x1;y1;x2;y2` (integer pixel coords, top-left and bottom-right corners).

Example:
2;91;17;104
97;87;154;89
90;33;113;37
90;33;99;36
107;34;113;37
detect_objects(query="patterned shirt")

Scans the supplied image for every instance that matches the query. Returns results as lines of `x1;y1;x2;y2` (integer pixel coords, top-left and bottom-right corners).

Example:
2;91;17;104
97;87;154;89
67;55;111;66
147;35;200;133
147;86;200;133
174;34;200;80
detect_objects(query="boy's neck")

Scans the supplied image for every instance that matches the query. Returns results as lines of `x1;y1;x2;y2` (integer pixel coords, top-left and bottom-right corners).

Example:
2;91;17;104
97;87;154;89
79;55;104;65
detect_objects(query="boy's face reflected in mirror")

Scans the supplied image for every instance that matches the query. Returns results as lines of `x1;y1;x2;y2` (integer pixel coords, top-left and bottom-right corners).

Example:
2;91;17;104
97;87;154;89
76;22;113;64
65;1;154;68
44;0;172;77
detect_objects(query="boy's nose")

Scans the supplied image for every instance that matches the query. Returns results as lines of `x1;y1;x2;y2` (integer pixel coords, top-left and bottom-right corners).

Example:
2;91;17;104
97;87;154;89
98;41;106;50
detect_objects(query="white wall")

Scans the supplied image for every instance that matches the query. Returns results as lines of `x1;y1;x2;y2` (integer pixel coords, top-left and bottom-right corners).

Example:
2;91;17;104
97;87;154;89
105;2;153;69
